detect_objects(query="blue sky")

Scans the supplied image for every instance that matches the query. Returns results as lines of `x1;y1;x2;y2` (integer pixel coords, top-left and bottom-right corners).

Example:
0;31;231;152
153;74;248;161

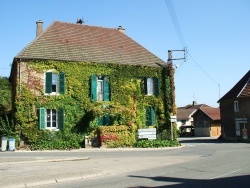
0;0;250;107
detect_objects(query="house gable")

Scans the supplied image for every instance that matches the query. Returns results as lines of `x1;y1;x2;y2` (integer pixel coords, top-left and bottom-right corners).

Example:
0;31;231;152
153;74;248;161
218;70;250;102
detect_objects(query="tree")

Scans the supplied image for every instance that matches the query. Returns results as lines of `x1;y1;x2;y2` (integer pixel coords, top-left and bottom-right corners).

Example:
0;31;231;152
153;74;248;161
0;76;11;116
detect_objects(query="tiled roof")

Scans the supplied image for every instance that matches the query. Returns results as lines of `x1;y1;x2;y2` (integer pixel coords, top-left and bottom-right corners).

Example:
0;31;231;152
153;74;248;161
199;107;220;120
177;103;212;121
15;21;166;67
177;108;196;121
218;70;250;102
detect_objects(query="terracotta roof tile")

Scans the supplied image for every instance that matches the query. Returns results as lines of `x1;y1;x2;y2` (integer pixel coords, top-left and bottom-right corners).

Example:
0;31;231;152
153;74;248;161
15;21;166;67
199;107;221;120
177;108;196;120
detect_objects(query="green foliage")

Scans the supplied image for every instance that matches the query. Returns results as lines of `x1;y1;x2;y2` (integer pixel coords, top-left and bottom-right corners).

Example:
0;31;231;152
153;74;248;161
0;115;18;136
157;123;179;140
0;76;11;116
133;139;181;148
14;60;175;145
30;130;82;150
98;125;137;148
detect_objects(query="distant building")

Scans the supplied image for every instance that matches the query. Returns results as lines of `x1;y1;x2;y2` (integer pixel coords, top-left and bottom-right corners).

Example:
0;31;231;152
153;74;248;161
218;70;250;141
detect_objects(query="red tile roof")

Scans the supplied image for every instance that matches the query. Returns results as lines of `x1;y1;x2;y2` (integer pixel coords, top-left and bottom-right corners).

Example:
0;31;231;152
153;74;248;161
15;21;166;67
177;103;211;120
218;70;250;102
199;107;221;120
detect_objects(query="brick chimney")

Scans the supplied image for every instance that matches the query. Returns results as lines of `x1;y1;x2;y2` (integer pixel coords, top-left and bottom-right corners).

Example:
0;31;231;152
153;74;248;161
117;26;125;34
36;20;43;37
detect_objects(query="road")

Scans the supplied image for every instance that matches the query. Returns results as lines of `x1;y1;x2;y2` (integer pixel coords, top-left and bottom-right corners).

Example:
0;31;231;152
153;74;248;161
1;137;250;188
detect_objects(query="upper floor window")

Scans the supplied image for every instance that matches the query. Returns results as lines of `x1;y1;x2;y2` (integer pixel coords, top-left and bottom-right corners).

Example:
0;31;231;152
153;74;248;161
45;72;65;94
234;100;239;112
91;75;110;101
39;107;64;130
144;77;159;96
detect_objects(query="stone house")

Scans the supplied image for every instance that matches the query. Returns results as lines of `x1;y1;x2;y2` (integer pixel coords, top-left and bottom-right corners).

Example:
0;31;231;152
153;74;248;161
9;20;175;144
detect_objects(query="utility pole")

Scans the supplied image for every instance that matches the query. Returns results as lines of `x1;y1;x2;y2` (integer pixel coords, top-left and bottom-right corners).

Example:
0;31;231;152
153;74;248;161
167;48;186;141
167;48;187;63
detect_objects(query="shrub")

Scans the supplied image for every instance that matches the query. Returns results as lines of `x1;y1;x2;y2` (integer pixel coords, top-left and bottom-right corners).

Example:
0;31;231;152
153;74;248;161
133;139;181;148
30;130;82;150
98;125;137;148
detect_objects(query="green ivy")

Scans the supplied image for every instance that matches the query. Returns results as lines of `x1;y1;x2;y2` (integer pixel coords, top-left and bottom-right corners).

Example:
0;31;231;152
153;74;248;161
14;60;175;144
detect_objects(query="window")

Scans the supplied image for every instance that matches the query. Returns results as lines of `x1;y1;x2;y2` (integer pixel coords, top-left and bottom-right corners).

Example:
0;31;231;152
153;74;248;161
91;75;110;101
235;122;241;136
45;72;65;94
39;108;64;130
98;114;112;126
146;106;155;126
144;77;159;96
234;100;239;112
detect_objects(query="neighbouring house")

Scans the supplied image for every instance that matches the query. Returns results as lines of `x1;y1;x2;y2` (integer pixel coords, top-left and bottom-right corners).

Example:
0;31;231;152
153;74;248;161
177;102;221;137
177;102;209;128
192;106;221;137
218;70;250;141
10;20;176;146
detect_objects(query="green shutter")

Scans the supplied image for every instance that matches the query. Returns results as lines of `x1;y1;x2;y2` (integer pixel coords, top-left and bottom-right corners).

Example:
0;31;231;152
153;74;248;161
144;77;148;95
153;77;159;96
59;72;65;94
57;108;64;130
98;117;104;126
103;76;110;101
45;72;52;93
146;107;151;126
39;107;46;130
150;107;155;125
146;107;155;126
91;75;97;101
103;114;111;125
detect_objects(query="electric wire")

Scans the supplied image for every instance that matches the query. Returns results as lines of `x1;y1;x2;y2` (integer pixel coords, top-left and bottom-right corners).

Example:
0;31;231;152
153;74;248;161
165;0;221;99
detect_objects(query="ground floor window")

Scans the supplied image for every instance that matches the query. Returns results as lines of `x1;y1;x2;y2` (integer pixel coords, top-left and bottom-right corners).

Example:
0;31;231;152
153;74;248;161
39;108;64;130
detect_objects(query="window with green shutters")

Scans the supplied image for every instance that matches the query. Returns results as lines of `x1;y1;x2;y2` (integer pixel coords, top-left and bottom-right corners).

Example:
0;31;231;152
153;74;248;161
39;108;64;130
98;114;112;126
45;72;65;94
144;77;159;96
91;75;110;101
146;106;155;126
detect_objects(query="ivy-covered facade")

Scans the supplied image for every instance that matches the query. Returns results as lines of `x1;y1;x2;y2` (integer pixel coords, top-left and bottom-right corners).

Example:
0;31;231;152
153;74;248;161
10;20;176;147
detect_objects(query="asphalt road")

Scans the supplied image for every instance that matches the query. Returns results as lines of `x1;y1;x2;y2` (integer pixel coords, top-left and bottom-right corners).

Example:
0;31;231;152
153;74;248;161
1;137;250;188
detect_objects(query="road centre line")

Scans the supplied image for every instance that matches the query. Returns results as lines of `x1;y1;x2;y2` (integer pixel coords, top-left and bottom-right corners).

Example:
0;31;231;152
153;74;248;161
210;169;241;180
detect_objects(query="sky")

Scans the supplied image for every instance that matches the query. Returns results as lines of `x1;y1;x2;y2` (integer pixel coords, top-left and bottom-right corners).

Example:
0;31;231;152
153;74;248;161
0;0;250;108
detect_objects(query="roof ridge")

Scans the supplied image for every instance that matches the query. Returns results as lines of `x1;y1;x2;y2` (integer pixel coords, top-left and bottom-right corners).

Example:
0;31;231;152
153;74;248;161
218;70;250;102
14;20;166;67
15;21;57;58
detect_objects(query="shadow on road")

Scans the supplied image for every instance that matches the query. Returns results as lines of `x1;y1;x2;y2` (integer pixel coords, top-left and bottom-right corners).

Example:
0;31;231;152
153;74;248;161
128;174;250;188
178;137;249;145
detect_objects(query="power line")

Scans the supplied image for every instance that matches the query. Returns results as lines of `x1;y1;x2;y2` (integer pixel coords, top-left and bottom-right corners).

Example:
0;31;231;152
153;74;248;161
188;52;221;98
165;0;221;99
165;0;186;47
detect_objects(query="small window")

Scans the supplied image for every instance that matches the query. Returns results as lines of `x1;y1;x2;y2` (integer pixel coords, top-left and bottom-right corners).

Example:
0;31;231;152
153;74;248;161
39;108;64;130
144;77;159;96
234;100;239;112
91;75;110;101
45;72;65;94
98;114;112;126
